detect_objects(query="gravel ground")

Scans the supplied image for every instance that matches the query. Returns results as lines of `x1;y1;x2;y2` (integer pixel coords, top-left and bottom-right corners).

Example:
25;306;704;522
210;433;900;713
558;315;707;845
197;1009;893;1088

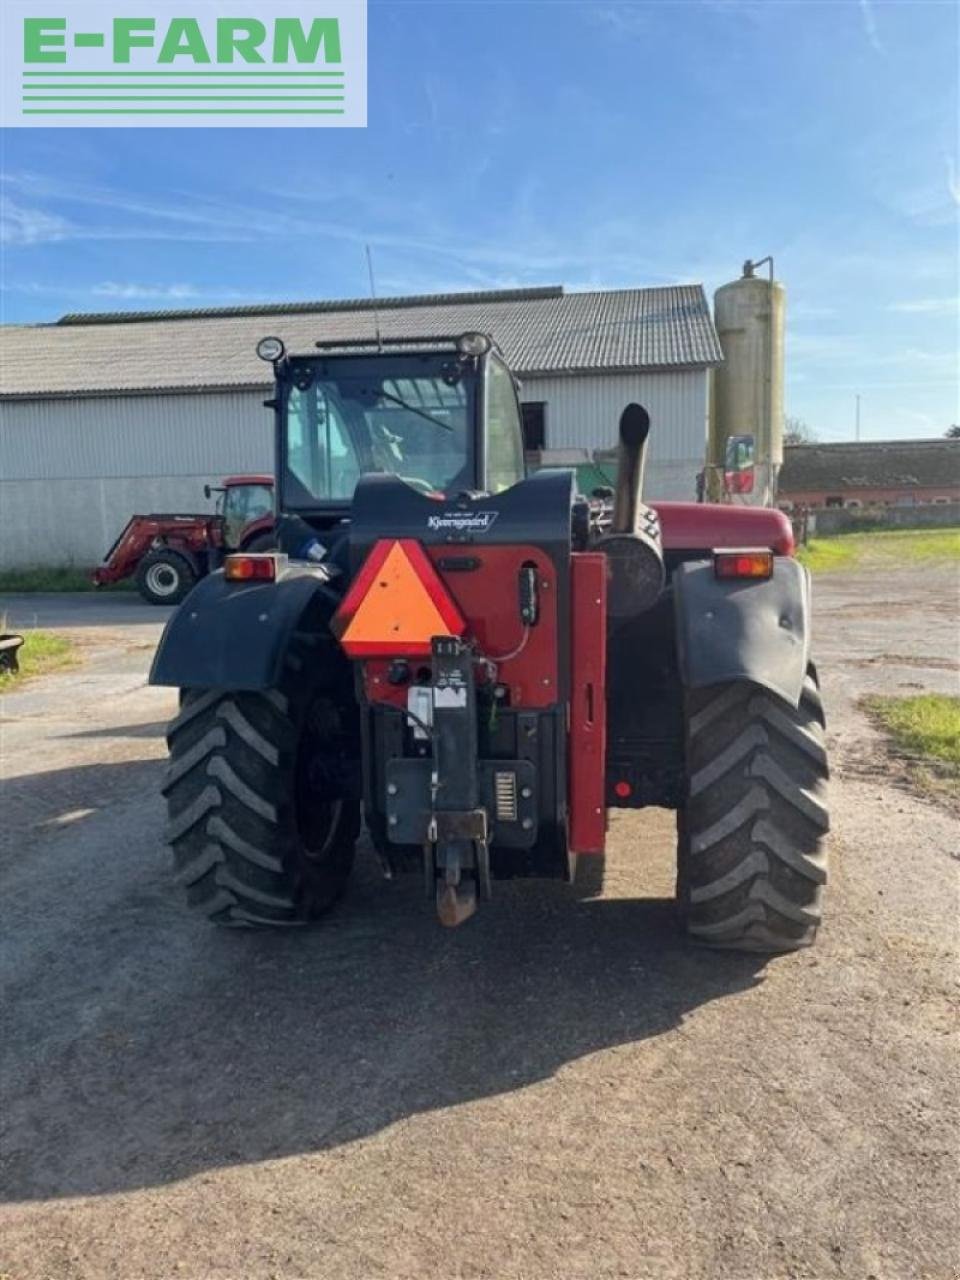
0;567;957;1280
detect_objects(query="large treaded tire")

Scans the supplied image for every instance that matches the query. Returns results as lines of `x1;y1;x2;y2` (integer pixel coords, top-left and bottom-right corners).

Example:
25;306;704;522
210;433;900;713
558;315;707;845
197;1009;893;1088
677;666;829;952
162;635;360;926
136;549;197;606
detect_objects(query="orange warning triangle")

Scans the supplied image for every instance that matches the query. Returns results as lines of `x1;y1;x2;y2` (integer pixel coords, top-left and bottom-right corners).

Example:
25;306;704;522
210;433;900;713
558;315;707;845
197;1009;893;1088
333;539;465;658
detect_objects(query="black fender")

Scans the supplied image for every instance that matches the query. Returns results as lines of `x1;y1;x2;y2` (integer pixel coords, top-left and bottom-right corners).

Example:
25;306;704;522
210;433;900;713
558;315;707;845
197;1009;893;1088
149;563;341;691
673;556;811;708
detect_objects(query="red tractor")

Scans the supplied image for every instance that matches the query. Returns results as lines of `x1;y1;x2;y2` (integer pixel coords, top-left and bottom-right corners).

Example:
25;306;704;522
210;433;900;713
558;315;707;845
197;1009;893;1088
93;475;275;604
151;332;828;952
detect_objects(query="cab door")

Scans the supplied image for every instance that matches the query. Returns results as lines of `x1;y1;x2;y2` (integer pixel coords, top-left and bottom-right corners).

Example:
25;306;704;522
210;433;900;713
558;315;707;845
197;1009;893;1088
483;355;526;494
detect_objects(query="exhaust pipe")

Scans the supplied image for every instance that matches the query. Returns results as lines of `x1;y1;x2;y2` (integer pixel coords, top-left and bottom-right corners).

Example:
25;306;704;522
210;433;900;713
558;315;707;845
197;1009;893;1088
612;403;652;534
598;404;665;618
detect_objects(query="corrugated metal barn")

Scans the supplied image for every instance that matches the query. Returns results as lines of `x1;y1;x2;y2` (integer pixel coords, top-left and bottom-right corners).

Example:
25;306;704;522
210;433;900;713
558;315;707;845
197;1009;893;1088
0;285;722;569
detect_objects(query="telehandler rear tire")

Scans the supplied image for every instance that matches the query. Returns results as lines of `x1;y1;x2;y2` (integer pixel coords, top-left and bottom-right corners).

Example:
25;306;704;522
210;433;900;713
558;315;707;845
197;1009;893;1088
677;666;829;952
162;636;360;926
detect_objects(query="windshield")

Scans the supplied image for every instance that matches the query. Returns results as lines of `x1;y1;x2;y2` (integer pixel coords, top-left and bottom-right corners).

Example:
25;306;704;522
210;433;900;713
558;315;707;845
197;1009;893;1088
282;354;475;509
223;483;274;548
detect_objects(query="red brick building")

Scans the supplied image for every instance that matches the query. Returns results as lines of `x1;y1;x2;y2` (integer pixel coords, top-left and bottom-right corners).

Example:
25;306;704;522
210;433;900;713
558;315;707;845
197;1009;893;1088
778;439;960;509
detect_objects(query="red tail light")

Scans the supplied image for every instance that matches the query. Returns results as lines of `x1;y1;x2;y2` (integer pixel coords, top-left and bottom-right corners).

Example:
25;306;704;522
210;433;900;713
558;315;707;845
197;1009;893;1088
224;554;276;582
714;549;774;581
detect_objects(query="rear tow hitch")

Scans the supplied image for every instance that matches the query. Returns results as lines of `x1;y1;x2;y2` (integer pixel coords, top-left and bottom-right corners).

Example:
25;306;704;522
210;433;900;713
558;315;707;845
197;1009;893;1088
425;816;490;927
426;635;490;927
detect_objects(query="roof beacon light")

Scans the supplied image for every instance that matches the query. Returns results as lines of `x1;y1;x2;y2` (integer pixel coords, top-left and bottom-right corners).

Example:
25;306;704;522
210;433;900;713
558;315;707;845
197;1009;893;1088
457;331;492;358
256;336;285;363
714;549;774;581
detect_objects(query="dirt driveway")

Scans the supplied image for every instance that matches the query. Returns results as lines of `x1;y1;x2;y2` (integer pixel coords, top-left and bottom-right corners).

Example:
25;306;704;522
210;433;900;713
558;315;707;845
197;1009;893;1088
1;571;957;1280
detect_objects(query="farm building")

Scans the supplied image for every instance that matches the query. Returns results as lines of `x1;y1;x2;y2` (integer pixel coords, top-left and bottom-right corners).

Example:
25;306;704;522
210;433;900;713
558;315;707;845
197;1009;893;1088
0;284;722;570
778;439;960;509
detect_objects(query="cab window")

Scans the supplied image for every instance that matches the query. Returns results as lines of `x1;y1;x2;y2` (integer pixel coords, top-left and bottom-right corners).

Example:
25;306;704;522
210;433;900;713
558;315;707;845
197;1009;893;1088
223;483;274;547
286;385;362;501
282;359;473;506
484;356;525;494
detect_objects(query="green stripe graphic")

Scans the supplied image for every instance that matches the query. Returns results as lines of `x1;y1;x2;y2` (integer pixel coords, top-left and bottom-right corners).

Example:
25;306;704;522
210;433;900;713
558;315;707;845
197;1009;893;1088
23;95;345;101
22;108;346;114
22;70;345;77
22;86;345;91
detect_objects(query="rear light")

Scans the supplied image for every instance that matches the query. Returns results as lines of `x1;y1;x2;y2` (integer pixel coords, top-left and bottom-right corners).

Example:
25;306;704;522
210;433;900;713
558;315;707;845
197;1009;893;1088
714;549;774;581
224;554;276;582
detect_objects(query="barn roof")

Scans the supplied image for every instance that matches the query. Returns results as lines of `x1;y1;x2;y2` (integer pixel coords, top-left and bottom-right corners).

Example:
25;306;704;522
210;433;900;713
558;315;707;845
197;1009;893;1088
779;439;960;493
0;284;722;400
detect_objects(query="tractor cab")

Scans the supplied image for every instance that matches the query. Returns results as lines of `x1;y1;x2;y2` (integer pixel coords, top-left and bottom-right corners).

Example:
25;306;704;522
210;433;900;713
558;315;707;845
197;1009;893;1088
204;474;275;550
263;332;526;517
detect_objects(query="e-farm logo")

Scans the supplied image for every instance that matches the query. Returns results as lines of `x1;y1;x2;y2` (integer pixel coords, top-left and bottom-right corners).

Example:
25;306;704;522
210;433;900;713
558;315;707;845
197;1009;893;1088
0;1;366;127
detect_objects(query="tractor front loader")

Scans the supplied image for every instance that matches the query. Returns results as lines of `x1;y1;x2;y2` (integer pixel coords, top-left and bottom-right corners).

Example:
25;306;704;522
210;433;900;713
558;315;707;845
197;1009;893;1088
93;475;275;605
151;332;828;951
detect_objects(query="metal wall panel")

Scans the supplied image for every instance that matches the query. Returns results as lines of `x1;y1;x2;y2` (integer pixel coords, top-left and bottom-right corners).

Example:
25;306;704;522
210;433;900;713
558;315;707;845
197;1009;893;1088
0;475;232;569
0;391;271;481
520;369;709;462
0;372;707;568
0;391;272;569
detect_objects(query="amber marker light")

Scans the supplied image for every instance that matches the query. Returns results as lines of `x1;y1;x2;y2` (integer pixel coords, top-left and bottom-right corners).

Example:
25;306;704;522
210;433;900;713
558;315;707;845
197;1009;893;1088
224;555;276;583
713;549;774;581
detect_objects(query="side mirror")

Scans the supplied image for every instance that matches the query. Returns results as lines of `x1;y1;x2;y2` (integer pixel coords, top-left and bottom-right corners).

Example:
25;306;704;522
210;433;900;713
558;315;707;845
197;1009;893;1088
723;434;756;496
203;484;212;499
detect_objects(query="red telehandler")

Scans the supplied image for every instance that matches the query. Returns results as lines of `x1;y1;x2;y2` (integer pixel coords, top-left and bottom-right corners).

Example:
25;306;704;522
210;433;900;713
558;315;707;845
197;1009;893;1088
151;332;828;951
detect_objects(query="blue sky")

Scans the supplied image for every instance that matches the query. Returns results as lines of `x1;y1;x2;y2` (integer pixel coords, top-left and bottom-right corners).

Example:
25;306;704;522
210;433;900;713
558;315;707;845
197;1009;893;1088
1;0;957;440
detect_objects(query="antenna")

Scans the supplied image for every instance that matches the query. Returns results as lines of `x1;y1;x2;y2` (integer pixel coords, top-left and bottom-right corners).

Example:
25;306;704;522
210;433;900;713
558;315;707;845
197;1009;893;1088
365;244;383;352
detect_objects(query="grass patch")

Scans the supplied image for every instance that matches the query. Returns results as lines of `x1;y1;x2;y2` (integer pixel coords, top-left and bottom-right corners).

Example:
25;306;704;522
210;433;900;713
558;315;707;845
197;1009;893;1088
864;694;960;768
0;567;135;593
797;527;960;574
863;693;960;806
795;538;859;573
0;630;77;692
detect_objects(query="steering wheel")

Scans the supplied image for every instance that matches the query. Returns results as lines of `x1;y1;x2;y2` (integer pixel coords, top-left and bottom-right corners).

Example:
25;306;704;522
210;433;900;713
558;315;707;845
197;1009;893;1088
400;475;440;496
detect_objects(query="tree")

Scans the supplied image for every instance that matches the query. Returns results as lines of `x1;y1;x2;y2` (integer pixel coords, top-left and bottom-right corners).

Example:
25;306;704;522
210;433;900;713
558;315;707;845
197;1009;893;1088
784;416;817;446
945;425;960;439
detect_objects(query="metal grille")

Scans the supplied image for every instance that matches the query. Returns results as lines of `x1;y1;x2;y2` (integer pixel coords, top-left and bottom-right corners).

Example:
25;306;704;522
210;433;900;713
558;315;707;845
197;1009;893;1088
494;771;518;822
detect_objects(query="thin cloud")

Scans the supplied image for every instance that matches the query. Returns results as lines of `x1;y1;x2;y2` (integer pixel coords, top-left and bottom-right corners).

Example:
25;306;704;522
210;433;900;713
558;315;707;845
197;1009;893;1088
699;0;769;25
947;154;960;206
1;172;257;244
91;282;203;301
1;169;694;283
1;279;267;305
887;297;958;315
588;5;649;38
0;196;73;246
858;0;885;55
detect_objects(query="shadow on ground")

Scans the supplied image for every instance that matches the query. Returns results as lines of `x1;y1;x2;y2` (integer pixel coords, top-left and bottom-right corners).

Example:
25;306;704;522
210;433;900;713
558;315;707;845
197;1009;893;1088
1;759;770;1204
60;721;169;742
0;593;174;631
0;759;162;859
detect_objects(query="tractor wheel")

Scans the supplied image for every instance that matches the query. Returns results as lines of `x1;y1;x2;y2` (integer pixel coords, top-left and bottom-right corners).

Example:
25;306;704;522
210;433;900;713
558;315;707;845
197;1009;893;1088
240;530;276;553
162;637;360;926
136;550;197;605
677;666;829;952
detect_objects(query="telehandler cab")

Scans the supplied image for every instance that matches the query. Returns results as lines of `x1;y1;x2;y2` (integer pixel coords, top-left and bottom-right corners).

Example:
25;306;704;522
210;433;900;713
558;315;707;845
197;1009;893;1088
151;331;828;950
